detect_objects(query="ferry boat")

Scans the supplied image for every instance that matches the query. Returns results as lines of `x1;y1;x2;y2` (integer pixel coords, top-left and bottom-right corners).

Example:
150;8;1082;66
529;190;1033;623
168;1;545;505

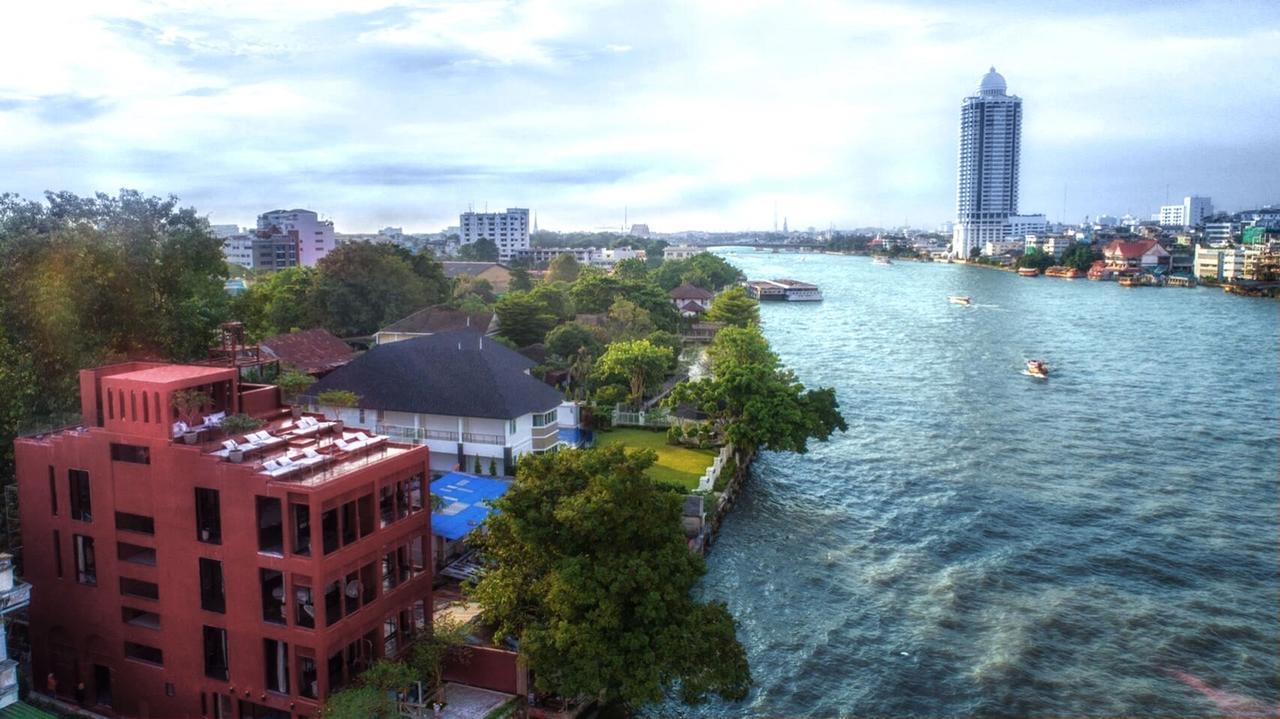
745;279;823;301
1026;359;1049;378
947;295;972;305
1045;266;1085;279
1017;267;1041;277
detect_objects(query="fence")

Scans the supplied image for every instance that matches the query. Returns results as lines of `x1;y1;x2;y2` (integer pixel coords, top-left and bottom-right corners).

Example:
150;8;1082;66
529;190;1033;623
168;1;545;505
611;406;672;428
696;444;735;493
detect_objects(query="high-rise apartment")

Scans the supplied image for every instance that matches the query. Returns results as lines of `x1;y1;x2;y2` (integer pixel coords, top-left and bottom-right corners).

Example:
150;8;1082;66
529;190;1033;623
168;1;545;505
1158;196;1213;228
16;362;431;718
459;209;530;262
257;210;337;267
953;67;1023;258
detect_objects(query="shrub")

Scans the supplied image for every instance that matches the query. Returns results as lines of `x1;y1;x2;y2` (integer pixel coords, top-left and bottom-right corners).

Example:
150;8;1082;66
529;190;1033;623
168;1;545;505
220;413;264;436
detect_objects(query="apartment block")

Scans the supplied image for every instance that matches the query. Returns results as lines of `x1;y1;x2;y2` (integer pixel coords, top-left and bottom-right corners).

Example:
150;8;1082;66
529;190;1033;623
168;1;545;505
459;209;530;262
16;362;431;719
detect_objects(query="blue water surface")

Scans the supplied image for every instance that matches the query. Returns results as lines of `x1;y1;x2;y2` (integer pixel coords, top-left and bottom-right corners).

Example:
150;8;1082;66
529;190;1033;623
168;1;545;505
671;249;1279;717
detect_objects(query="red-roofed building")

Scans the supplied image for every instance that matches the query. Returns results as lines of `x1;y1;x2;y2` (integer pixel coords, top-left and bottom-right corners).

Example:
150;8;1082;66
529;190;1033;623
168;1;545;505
669;283;714;316
260;328;357;377
1103;239;1171;273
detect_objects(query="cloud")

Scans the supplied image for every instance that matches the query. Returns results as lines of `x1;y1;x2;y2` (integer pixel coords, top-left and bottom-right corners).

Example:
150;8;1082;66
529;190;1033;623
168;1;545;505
0;0;1276;231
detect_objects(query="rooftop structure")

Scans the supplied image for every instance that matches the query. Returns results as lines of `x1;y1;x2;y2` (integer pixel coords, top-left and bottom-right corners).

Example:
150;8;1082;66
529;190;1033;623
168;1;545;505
259;328;357;377
439;262;514;293
375;306;497;346
15;361;430;718
746;279;822;302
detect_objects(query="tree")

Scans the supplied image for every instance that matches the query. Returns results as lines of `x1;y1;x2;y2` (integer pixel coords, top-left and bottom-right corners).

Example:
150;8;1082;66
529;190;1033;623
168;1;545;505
233;266;320;339
545;322;603;359
529;282;575;322
706;286;759;328
276;369;316;404
452;275;496;305
313;243;432;337
613;257;649;281
494;291;558;347
321;658;415;719
509;265;534;292
707;325;778;375
457;238;498;261
1060;242;1100;271
669;363;846;454
594;339;673;406
317;390;359;421
407;248;451;305
606;297;655;340
470;447;751;708
171;389;212;428
1016;247;1056;271
546;253;581;283
645;330;683;373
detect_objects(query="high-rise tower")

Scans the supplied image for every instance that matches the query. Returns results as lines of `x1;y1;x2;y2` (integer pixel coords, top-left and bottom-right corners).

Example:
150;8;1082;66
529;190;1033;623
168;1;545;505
952;67;1022;258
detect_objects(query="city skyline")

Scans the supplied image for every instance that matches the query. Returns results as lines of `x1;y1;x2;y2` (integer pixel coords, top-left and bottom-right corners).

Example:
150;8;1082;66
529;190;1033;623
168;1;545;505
2;1;1278;232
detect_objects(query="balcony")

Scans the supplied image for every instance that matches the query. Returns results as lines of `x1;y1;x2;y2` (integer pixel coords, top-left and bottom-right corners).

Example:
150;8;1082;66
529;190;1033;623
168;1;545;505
375;423;459;443
0;581;30;614
462;432;504;445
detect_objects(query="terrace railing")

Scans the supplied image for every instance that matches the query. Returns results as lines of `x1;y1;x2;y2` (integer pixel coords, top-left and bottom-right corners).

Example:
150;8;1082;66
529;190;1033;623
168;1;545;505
375;423;459;443
462;432;504;445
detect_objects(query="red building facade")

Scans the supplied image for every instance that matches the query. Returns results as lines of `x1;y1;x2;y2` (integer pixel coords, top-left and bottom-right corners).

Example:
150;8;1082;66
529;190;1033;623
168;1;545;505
15;361;432;719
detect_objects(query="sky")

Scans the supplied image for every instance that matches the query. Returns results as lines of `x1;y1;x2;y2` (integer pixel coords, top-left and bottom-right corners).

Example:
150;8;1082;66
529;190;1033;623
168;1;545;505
1;1;1278;233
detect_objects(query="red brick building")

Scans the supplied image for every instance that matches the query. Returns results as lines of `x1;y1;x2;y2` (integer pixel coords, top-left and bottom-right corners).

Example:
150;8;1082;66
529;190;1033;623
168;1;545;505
15;361;432;718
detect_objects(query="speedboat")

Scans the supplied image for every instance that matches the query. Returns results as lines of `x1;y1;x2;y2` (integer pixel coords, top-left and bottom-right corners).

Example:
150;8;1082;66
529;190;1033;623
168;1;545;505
1026;359;1049;378
947;295;972;305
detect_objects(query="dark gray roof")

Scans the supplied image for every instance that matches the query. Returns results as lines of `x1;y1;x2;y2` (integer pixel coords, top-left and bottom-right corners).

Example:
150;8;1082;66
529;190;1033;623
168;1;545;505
308;331;563;419
440;261;509;279
378;306;494;336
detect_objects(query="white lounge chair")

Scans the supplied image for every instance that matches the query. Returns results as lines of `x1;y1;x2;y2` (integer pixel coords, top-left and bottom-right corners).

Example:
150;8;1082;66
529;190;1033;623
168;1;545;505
296;448;326;468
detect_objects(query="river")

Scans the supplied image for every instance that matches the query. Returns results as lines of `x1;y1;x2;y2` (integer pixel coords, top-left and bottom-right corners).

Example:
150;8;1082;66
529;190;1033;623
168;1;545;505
676;249;1279;717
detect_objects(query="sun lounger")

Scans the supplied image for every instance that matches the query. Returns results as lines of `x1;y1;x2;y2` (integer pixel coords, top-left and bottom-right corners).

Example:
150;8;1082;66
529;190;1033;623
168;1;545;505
295;448;327;468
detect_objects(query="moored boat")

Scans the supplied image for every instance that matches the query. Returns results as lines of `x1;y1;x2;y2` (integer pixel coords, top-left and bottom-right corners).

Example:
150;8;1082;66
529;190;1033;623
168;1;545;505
1017;267;1041;277
947;295;972;305
873;256;893;265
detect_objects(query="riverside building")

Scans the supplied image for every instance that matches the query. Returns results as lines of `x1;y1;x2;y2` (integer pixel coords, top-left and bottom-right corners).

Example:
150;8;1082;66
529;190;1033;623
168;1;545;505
15;361;432;718
953;67;1023;259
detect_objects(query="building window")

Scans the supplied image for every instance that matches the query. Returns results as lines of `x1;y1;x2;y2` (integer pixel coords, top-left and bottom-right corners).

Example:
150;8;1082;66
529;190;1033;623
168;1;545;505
120;577;159;601
260;569;286;625
264;639;289;694
321;508;339;555
48;466;57;515
532;409;557;427
298;655;318;699
395;481;409;521
291;504;311;556
343;571;360;615
115;512;155;535
73;534;96;585
295;584;315;629
110;443;151;464
324;581;341;627
379;485;395;527
358;495;375;537
121;606;160;629
508;419;517;434
199;558;225;613
124;641;164;666
341;501;357;546
203;626;230;680
69;469;91;522
53;530;63;578
256;497;284;555
383;616;398;657
195;488;222;544
408;476;424;513
116;541;156;566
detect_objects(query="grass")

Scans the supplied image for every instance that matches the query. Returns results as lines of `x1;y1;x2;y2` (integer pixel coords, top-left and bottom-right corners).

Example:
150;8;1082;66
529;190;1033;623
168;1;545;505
597;427;717;491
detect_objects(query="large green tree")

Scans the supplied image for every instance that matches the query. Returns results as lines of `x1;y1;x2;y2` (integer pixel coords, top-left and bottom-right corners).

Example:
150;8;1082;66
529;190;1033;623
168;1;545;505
1060;242;1101;271
706;325;778;375
546;253;582;283
312;242;432;337
457;237;498;262
232;266;319;339
494;291;558;347
545;322;604;359
471;447;751;707
705;286;760;328
594;339;673;406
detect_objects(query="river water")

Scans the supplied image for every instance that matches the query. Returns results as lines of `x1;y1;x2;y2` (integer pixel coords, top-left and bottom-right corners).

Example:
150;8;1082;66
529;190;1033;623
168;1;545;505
679;249;1279;717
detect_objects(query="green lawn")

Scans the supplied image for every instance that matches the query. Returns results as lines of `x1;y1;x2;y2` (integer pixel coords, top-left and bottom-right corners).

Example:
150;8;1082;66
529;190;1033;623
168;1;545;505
597;427;717;490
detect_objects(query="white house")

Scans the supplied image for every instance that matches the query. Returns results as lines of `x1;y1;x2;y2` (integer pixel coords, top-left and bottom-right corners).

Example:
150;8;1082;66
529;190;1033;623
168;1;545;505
306;332;565;475
663;245;706;261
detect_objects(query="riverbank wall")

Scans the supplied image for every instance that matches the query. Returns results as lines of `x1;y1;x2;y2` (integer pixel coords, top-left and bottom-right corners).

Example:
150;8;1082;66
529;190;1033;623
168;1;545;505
703;445;757;554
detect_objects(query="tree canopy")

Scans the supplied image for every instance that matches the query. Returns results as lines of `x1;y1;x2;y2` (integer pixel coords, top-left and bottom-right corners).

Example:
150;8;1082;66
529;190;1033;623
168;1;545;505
705;286;760;328
595;339;673;406
494;291;558;347
546;253;582;283
1060;242;1100;271
457;237;498;261
470;447;751;708
311;242;446;337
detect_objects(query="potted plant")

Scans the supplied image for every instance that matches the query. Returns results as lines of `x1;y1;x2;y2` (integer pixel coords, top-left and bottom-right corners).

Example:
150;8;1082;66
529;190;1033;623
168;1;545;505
220;414;264;462
171;389;213;444
316;389;359;433
276;370;315;419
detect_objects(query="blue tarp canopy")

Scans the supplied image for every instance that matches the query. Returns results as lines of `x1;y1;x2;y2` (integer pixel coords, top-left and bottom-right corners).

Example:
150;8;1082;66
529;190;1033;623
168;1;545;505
430;472;511;541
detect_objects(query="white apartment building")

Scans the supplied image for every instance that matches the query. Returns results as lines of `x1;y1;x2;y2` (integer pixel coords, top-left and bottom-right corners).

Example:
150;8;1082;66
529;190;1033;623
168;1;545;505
1194;245;1246;281
511;246;596;266
257;208;336;266
210;223;241;239
1007;214;1047;241
982;239;1024;256
953;68;1023;258
1204;221;1238;245
591;247;647;267
663;245;706;260
1158;196;1213;228
460;208;530;262
222;234;256;267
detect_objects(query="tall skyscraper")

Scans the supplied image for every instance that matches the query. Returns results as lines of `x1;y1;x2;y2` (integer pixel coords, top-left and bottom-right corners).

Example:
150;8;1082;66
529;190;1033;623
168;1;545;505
953;67;1022;259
